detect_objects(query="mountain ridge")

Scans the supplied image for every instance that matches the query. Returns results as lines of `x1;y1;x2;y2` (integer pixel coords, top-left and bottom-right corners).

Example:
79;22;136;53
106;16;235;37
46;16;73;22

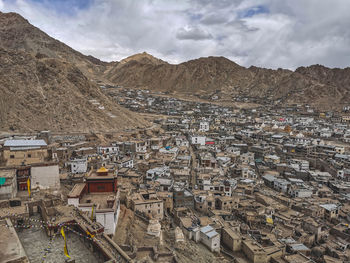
1;9;350;125
105;53;350;109
0;11;149;132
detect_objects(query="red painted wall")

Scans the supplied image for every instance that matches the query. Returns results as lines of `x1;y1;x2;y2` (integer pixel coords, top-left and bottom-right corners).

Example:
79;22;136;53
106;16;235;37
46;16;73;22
87;178;118;193
88;182;113;193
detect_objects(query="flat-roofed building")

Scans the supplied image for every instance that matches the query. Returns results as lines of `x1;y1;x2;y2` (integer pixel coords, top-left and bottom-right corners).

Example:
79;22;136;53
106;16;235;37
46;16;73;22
242;236;285;263
0;168;17;200
0;218;29;263
2;139;49;166
85;167;118;193
199;225;220;253
130;190;164;220
320;204;339;221
221;227;242;252
30;163;60;190
67;166;120;235
68;158;87;174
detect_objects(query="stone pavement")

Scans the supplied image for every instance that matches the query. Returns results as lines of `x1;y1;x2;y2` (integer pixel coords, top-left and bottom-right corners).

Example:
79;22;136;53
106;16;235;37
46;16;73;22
17;218;103;263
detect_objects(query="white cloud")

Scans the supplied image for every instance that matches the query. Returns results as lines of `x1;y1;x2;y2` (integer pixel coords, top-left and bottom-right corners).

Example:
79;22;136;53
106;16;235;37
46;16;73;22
1;0;350;69
176;26;212;40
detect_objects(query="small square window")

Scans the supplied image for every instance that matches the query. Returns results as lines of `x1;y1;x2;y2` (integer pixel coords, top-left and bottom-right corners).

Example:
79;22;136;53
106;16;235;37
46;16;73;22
10;155;15;159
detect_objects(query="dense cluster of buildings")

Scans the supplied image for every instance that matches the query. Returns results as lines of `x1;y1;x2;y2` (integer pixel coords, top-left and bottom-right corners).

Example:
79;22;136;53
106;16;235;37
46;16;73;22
2;89;350;262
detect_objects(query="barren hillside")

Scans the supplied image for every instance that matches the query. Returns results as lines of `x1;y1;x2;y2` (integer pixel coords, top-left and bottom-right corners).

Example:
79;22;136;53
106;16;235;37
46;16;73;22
0;11;148;132
105;53;350;109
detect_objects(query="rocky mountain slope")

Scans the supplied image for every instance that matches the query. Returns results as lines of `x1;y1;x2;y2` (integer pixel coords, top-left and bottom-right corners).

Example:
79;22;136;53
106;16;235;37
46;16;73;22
105;53;350;109
0;12;148;132
0;11;108;79
1;9;349;134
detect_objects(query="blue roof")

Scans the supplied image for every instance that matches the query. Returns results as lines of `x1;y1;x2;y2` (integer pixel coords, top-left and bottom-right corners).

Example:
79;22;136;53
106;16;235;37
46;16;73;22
4;140;47;147
206;230;219;238
290;243;309;251
200;225;214;233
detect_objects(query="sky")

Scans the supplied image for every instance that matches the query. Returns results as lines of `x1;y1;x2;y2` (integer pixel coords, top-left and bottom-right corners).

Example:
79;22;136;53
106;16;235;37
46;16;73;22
1;0;350;69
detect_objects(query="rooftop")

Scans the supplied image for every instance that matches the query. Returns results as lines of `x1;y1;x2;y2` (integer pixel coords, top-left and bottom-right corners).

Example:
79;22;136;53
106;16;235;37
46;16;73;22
68;183;86;198
0;219;28;263
80;192;118;211
4;139;47;147
0;168;16;179
320;203;338;211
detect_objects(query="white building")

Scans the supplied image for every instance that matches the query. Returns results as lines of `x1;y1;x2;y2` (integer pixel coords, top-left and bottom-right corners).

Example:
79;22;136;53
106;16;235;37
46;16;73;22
199;225;220;252
31;164;60;190
288;187;313;198
146;166;170;180
97;145;119;155
273;179;290;193
68;158;87;174
240;152;255;164
117;157;134;169
290;159;309;171
135;141;147;153
175;136;189;147
190;135;206;146
67;184;120;236
199;121;210;132
287;179;312;197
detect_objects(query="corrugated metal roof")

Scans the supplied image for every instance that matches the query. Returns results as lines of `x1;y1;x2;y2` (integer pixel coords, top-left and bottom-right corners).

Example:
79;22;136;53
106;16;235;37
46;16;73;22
4;139;47;147
200;225;214;234
262;174;276;182
290;243;309;251
206;230;219;238
320;204;338;211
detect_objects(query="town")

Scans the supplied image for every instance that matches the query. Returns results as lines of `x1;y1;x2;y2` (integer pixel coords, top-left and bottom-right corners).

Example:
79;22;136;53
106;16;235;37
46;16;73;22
2;87;350;263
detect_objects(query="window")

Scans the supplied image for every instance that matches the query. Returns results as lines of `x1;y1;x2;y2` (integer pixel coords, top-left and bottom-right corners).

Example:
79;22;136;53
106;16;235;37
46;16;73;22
158;204;160;207
10;155;14;159
158;209;160;214
148;210;151;213
28;154;32;158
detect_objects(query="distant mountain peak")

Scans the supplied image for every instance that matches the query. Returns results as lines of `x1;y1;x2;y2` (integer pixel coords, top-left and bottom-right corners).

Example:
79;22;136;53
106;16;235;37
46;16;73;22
120;52;167;65
0;11;27;20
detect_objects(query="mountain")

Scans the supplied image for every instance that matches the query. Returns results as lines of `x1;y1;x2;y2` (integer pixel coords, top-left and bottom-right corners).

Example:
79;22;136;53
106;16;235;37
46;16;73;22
296;64;350;92
105;54;248;93
105;54;350;109
1;9;349;124
0;11;108;79
0;12;148;132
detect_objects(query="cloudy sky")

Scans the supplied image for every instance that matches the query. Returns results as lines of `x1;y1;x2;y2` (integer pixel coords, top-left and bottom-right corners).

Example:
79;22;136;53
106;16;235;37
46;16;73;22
1;0;350;69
